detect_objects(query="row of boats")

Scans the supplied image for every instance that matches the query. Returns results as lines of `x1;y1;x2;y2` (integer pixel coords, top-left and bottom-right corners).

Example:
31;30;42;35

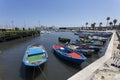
22;32;112;67
22;44;86;66
62;32;112;55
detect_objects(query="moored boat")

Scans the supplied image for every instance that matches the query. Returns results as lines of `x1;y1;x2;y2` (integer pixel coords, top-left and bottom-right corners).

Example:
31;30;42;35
53;45;87;64
23;45;48;67
67;44;95;56
58;37;71;43
78;48;95;56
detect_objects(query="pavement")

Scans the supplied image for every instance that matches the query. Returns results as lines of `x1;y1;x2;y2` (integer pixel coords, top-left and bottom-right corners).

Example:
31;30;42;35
91;31;120;80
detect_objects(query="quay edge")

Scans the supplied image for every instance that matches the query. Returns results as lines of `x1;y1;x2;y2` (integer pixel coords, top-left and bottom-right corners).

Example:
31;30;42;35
68;30;115;80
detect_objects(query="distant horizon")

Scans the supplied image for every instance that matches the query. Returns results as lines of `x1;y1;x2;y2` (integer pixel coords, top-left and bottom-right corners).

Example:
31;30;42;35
0;0;120;28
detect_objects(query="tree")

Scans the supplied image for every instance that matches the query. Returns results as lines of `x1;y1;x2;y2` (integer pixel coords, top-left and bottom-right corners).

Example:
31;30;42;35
15;27;19;30
106;17;110;27
91;24;94;30
113;19;117;29
109;22;113;30
23;27;25;30
99;22;102;26
91;23;96;30
93;22;96;30
99;22;102;30
28;28;31;30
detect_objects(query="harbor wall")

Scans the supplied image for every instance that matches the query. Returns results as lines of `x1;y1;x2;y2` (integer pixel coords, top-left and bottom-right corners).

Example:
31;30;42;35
68;31;115;80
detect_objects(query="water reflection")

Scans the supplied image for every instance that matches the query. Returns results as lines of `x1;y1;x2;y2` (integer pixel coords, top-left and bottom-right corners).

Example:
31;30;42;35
0;31;109;80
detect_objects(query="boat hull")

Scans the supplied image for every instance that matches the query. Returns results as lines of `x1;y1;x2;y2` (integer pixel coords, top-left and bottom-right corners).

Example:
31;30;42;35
53;45;86;64
23;45;48;67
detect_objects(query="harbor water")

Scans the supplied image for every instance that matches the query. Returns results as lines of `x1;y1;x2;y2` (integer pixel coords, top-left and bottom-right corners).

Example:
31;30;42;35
0;31;109;80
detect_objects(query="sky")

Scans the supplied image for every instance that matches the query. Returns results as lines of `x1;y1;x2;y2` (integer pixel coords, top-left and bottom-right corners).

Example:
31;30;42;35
0;0;120;28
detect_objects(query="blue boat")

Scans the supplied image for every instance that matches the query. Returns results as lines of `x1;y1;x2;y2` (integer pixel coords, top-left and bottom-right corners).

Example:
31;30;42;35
67;44;95;56
23;45;48;67
53;45;87;64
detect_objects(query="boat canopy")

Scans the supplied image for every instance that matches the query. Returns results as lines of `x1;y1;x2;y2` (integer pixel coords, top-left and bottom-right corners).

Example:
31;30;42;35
27;47;45;55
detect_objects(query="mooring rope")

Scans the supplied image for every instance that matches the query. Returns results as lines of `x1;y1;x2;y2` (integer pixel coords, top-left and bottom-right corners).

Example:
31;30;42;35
38;66;48;80
32;66;35;80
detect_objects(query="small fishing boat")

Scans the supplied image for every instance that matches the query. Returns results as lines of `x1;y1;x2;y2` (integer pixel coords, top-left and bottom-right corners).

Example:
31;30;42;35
67;44;95;56
58;37;71;43
84;41;104;46
40;31;45;34
53;45;87;64
88;45;102;52
23;45;48;67
77;43;102;52
69;43;102;52
78;48;95;56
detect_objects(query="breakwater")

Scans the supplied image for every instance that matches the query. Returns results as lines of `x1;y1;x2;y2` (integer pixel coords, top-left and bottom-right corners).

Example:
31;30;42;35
0;30;40;42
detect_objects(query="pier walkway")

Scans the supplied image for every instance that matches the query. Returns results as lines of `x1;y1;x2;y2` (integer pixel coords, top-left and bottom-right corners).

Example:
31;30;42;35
68;31;118;80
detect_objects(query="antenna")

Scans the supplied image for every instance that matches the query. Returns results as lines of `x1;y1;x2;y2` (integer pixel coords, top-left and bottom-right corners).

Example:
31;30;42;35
38;20;40;27
11;20;14;29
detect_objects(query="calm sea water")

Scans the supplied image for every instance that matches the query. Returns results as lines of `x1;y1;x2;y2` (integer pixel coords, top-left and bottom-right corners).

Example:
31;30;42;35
0;31;108;80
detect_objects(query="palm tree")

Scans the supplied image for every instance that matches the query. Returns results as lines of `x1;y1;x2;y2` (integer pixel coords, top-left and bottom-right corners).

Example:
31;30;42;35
91;24;93;30
23;27;25;30
106;17;110;25
113;19;117;29
93;22;96;30
99;22;102;30
106;17;110;27
109;22;113;30
91;23;96;30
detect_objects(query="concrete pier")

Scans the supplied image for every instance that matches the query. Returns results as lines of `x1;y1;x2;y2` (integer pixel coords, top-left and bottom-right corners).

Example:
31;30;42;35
68;31;116;80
